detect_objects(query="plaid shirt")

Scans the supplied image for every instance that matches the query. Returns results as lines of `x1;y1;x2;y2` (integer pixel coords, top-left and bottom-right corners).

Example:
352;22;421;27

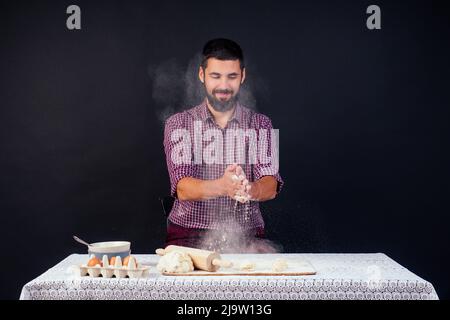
163;99;283;230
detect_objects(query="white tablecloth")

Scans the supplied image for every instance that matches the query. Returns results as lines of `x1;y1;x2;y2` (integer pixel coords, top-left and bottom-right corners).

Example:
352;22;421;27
19;253;438;300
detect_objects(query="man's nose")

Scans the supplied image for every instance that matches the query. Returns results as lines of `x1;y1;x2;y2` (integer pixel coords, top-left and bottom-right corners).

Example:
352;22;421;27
219;77;232;87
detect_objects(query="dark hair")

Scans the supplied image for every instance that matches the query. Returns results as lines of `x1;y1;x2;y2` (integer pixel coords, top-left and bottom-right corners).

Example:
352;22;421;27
201;38;245;70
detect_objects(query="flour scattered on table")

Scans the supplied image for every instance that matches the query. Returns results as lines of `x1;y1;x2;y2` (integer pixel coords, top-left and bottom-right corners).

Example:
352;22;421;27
271;258;288;272
157;251;194;273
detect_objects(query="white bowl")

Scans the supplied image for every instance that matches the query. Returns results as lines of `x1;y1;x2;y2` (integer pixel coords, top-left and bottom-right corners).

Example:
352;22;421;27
88;241;131;259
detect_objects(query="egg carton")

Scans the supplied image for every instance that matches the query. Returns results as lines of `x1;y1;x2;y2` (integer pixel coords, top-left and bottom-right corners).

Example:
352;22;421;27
73;255;150;278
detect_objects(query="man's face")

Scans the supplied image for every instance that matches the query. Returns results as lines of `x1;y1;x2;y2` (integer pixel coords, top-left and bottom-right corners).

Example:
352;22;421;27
199;58;246;112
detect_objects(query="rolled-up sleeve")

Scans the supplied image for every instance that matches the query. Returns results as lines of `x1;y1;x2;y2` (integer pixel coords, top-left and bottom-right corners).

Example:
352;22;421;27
252;114;284;194
163;113;195;198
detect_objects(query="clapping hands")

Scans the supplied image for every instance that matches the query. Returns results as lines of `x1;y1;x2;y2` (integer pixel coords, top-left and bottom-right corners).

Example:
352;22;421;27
224;164;251;203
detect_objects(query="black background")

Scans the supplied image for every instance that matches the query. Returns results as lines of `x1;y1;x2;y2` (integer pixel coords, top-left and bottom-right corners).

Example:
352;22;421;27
1;0;449;300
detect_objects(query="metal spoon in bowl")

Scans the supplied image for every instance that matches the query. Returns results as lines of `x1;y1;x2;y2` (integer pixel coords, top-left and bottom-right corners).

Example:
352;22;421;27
73;235;91;248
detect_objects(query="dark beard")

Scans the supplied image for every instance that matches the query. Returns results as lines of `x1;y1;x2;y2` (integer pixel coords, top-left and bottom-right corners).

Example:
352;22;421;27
205;89;238;112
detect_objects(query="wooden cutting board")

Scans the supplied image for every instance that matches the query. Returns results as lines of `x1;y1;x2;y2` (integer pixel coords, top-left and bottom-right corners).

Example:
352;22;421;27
162;259;316;276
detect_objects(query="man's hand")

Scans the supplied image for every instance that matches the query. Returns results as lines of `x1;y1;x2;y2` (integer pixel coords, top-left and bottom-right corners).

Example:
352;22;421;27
232;166;278;202
219;164;244;199
231;165;252;203
176;165;277;202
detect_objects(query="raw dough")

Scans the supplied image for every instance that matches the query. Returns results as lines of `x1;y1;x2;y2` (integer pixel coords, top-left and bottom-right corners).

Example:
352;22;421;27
239;260;256;271
272;258;288;272
156;251;194;273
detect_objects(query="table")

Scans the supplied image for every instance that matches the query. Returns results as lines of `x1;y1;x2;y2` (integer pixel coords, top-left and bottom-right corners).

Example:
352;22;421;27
19;253;439;300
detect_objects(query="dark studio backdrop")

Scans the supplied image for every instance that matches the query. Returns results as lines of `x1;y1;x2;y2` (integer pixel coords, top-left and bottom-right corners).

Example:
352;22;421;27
0;0;449;300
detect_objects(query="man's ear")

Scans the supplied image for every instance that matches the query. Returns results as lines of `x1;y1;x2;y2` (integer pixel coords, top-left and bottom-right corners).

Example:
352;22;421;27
241;68;246;84
199;67;204;83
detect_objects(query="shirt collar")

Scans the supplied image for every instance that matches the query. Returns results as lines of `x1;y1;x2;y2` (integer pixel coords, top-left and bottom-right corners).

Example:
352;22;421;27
200;98;243;125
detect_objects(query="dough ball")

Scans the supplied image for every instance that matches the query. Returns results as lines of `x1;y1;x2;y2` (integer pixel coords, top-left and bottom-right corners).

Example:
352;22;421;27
239;260;256;271
272;258;288;272
157;251;194;273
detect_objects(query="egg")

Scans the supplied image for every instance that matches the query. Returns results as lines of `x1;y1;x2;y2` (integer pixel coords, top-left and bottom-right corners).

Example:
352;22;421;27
87;256;102;267
109;256;117;266
123;255;137;267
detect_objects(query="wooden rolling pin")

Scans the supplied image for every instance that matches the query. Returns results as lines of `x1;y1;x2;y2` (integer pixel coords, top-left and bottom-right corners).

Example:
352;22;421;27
155;245;233;272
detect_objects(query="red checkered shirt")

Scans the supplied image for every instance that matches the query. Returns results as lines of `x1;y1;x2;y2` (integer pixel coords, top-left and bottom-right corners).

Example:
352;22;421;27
163;99;283;230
